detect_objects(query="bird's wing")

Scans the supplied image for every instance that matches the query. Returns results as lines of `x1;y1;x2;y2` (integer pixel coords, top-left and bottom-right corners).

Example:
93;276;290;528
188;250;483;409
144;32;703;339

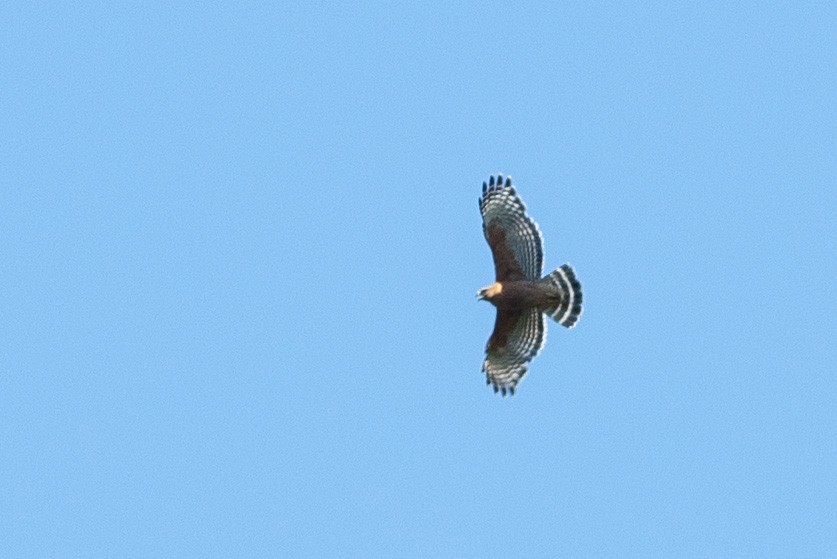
479;174;544;282
483;308;546;395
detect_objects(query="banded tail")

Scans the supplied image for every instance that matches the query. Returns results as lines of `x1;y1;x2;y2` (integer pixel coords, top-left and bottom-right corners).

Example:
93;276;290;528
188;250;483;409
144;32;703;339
542;264;583;328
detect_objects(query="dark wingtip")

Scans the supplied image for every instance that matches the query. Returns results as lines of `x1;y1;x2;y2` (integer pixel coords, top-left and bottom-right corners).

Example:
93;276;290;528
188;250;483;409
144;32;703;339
497;173;504;186
489;176;495;187
505;176;511;187
482;181;487;193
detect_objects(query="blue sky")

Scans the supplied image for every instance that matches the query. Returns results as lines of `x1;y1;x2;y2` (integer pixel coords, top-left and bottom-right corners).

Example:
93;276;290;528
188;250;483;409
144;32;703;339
2;2;835;557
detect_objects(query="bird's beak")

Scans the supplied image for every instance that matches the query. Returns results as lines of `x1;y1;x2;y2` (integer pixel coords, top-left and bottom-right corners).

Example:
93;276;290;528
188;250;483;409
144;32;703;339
476;289;486;300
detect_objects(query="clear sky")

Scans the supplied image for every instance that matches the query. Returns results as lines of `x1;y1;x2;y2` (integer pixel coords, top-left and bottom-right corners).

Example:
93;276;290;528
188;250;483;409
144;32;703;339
2;2;835;557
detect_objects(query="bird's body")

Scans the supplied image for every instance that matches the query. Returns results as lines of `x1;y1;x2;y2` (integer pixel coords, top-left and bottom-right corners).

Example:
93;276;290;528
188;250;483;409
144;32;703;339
479;280;561;311
477;174;582;395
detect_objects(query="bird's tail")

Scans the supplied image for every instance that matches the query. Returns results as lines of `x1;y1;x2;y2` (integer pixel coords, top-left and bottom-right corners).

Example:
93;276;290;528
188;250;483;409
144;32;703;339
541;264;583;328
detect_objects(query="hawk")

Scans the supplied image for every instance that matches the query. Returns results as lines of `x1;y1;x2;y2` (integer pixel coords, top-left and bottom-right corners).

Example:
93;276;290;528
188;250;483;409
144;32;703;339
477;174;582;395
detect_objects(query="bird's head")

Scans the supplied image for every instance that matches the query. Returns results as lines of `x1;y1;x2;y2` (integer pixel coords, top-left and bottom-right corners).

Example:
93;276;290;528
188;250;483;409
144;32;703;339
477;282;503;301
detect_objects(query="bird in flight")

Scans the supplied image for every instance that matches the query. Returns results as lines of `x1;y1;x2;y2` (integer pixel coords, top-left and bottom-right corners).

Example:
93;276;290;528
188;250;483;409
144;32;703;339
477;174;582;395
